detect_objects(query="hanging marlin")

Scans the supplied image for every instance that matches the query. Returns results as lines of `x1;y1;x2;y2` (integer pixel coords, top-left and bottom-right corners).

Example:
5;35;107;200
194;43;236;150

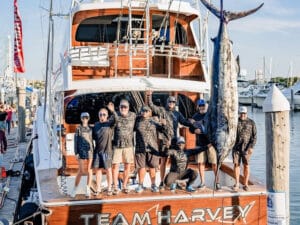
200;0;263;185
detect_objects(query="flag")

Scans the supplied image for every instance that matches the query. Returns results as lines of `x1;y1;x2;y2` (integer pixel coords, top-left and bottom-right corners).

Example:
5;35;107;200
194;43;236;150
14;0;25;73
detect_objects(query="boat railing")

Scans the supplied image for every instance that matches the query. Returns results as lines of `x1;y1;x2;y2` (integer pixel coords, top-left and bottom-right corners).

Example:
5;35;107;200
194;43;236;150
152;45;204;61
69;46;110;67
69;44;204;66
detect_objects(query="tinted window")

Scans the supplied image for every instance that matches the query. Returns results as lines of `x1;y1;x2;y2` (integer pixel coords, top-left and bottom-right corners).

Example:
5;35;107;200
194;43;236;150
76;15;143;43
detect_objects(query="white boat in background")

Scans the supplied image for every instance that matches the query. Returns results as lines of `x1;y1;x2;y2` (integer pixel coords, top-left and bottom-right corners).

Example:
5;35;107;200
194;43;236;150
282;81;300;110
239;82;286;108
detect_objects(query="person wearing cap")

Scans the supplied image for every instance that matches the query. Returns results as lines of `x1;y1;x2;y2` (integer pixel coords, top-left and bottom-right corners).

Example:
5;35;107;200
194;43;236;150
134;105;166;193
164;136;208;192
147;92;192;189
189;99;220;190
112;99;136;195
232;106;257;191
92;102;117;196
71;112;94;198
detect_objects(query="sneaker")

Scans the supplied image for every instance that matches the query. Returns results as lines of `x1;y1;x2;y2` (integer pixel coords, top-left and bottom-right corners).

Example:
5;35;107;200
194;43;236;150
151;184;159;193
232;184;239;191
159;181;165;190
123;187;130;194
86;186;91;197
186;185;196;192
197;183;206;189
70;186;78;198
170;183;177;191
94;188;102;196
107;189;113;196
215;183;222;191
243;185;250;191
112;188;120;195
135;184;144;193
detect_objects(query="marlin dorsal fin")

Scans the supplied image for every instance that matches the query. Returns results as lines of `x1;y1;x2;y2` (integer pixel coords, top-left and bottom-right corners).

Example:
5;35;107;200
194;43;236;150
200;0;264;23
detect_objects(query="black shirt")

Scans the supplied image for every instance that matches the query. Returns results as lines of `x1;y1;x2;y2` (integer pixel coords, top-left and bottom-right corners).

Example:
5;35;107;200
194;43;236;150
0;111;7;121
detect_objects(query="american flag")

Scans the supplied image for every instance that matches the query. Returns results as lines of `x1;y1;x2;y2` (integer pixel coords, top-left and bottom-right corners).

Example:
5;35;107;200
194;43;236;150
14;0;25;73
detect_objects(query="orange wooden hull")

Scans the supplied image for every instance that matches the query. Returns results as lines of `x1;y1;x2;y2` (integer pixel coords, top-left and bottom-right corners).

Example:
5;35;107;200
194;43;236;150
45;193;267;225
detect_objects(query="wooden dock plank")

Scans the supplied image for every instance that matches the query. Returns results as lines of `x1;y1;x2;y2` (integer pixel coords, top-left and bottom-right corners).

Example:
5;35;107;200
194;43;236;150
0;128;28;224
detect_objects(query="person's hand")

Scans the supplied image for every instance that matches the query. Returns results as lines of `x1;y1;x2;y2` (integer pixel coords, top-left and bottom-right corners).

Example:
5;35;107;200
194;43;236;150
107;102;115;112
189;118;195;124
247;148;253;154
195;128;201;134
76;154;79;160
160;118;166;126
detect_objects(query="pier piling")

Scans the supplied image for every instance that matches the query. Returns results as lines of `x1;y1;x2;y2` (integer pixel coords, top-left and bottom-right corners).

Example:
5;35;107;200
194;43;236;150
263;85;290;225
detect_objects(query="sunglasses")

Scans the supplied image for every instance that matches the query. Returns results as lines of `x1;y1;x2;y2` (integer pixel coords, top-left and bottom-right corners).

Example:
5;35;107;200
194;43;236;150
168;101;176;103
141;110;150;113
99;113;107;117
81;116;89;120
120;105;129;109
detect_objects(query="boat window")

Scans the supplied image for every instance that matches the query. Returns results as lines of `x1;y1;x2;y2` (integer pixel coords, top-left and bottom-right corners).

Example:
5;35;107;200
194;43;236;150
76;15;143;43
152;14;187;45
175;23;187;45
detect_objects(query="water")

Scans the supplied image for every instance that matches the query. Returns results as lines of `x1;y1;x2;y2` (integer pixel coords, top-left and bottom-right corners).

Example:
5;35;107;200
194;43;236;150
247;107;300;224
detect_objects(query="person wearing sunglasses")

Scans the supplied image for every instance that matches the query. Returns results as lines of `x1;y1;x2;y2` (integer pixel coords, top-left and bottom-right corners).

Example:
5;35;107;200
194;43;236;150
112;99;136;195
134;105;166;193
92;102;117;196
71;112;94;198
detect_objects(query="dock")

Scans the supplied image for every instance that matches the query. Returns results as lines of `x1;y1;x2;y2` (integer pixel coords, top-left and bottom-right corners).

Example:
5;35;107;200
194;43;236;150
0;127;28;225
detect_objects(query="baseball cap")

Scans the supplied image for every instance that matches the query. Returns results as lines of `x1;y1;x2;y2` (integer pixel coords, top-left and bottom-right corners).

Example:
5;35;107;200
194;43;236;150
197;99;206;106
167;96;176;102
80;112;90;118
239;106;247;114
141;105;151;112
176;136;185;144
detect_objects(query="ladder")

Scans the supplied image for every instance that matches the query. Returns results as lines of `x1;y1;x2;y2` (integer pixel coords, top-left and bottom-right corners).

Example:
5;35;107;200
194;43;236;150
128;0;150;77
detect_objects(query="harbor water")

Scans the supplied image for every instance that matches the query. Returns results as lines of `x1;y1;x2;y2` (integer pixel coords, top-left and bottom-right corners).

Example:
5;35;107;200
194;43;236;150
247;107;300;224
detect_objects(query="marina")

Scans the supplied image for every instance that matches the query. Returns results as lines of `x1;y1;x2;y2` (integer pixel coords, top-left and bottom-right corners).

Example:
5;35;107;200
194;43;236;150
0;0;299;225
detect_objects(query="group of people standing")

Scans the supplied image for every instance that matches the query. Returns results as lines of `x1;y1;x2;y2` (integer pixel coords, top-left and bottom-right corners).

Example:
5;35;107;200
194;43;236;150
71;93;257;198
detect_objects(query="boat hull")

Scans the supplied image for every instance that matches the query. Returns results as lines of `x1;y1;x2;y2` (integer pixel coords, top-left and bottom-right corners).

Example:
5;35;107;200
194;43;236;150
45;193;267;225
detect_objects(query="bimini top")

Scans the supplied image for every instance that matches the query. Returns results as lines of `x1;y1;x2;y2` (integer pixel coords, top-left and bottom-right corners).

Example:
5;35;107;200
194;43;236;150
72;0;200;17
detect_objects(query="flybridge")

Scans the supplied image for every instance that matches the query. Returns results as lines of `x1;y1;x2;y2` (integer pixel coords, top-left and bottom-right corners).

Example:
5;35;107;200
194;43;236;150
79;201;255;225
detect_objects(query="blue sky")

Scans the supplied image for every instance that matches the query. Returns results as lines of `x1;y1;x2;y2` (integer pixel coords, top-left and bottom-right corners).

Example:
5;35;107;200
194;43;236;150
0;0;299;81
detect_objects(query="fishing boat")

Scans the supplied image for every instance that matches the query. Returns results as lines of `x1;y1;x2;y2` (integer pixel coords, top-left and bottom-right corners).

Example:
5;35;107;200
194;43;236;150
28;0;267;224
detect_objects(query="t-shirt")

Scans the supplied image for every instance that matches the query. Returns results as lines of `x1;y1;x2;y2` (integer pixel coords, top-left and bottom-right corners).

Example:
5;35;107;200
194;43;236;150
6;110;12;121
0;112;7;121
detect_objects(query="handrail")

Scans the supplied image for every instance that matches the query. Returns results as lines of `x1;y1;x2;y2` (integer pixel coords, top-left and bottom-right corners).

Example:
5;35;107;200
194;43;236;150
69;44;205;67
